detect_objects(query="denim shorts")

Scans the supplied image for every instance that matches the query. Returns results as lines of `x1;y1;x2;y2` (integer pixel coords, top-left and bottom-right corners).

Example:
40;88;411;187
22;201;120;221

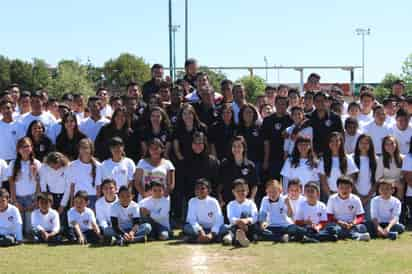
16;195;35;210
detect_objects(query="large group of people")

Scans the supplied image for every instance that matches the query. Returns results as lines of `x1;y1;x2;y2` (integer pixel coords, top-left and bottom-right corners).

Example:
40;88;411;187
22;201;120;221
0;58;411;247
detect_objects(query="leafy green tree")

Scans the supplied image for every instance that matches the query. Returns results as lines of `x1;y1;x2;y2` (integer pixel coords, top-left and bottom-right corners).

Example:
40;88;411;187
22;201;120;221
401;53;412;91
238;75;266;103
103;53;151;92
0;55;10;91
49;60;94;99
31;58;52;91
9;59;33;91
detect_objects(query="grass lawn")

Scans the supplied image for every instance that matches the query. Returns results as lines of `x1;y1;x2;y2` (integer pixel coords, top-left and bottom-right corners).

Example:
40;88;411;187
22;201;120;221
1;234;412;273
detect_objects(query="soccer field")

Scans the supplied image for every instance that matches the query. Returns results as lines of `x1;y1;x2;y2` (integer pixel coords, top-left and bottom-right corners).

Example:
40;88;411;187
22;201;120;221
2;234;412;274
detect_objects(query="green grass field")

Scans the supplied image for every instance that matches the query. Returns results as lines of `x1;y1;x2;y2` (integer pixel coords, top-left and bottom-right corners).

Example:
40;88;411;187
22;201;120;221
1;234;412;274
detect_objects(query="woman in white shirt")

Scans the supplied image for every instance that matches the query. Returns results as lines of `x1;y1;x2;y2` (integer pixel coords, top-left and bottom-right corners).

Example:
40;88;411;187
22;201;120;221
135;138;175;201
376;136;404;201
283;106;313;158
319;132;359;201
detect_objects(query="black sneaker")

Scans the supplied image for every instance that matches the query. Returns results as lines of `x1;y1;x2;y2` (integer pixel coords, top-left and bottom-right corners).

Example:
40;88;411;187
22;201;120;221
302;236;320;244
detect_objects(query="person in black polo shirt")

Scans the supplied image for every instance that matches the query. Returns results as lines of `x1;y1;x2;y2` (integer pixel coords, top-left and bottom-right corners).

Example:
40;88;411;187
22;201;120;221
262;96;293;181
192;85;220;127
309;92;343;157
142;64;164;103
218;136;258;208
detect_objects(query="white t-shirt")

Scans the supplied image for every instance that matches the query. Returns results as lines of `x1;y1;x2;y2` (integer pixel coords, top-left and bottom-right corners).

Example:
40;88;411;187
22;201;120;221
401;154;412;197
283;125;313;156
259;195;293;227
358;112;373;128
67;207;96;232
355;156;374;196
281;158;320;188
362;121;392;154
0;204;23;240
95;196;118;229
186;196;223;234
139;196;170;229
0;120;24;160
289;195;306;221
392;126;412;155
136;159;175;199
110;201;140;231
226;199;258;225
375;155;403;182
101;158;136;189
326;193;364;222
100;105;113;118
39;165;69;194
19;112;57;134
7;159;42;196
66;160;102;196
344;132;360;154
0;159;8;186
295;200;328;225
370;196;401;223
31;208;60;233
79;117;110;142
319;155;359;192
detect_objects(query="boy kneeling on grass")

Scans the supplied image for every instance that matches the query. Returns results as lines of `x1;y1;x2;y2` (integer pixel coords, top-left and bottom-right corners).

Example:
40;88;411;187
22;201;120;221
110;185;152;246
295;182;338;243
0;188;22;246
31;192;61;243
366;179;405;240
67;190;102;245
258;179;305;243
226;178;258;247
326;176;370;241
183;178;228;244
139;181;171;241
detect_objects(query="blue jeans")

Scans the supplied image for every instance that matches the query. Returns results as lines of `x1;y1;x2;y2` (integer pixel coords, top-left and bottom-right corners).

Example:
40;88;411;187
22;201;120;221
299;225;338;242
116;223;152;243
365;222;405;239
68;228;101;244
183;223;228;242
87;195;97;210
326;222;368;240
32;228;62;243
259;224;305;241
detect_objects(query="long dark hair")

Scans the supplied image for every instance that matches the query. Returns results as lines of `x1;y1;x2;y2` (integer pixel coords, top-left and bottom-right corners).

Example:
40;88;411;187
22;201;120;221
12;137;36;182
382;135;402;169
148;106;171;132
175;103;205;132
290;106;311;136
57;112;84;142
323;132;347;177
238;103;258;128
228;135;248;162
78;138;98;187
26;120;45;143
109;107;129;133
291;136;318;168
354;134;377;185
144;138;166;159
220;103;236;126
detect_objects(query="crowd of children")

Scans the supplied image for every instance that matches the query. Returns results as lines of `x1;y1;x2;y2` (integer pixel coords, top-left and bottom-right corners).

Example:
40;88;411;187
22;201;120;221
0;59;410;247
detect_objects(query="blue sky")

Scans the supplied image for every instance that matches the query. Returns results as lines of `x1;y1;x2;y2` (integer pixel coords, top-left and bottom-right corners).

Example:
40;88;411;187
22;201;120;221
1;0;411;84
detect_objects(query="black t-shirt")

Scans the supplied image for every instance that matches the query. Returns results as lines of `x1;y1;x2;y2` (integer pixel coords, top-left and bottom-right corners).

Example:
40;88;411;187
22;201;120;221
236;125;264;163
192;102;219;127
208;121;237;160
219;158;258;203
56;131;86;161
309;110;343;156
140;127;172;145
142;79;160;103
172;124;207;160
33;136;55;161
261;113;293;162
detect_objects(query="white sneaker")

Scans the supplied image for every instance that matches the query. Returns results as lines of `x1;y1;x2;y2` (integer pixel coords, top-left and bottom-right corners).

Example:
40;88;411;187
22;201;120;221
357;233;371;241
236;229;250;247
222;233;233;245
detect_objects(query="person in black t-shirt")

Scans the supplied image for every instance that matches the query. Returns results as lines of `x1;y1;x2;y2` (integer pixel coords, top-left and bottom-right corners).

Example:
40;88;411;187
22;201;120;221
261;96;293;180
26;120;55;162
142;64;164;103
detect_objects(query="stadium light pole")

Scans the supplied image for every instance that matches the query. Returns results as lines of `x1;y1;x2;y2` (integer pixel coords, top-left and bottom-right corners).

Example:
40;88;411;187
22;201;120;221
172;25;180;82
264;56;268;82
185;0;189;61
168;0;173;80
356;28;371;84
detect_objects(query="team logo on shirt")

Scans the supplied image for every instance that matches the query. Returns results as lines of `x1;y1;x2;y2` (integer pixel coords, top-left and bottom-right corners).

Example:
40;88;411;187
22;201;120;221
120;168;127;174
8;216;14;222
274;123;282;131
50;218;54;224
241;168;249;175
156;208;162;214
317;212;322;217
389;208;394;214
161;135;167;142
39;144;45;152
213;111;218;118
83;219;89;225
138;108;145;115
208;212;214;218
171;116;177;123
128;213;133;218
11;130;16;135
252;130;259;137
325;120;332;127
348;205;355;211
279;207;284;214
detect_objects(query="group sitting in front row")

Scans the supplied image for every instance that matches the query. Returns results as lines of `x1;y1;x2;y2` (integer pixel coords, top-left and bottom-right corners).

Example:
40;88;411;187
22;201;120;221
0;175;405;247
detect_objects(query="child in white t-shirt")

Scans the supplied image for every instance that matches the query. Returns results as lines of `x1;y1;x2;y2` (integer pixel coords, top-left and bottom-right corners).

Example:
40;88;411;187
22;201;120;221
31;193;61;243
0;159;7;188
283;106;313;158
367;179;405;240
183;178;227;244
295;182;337;242
95;179;118;243
226;178;258;247
139;181;171;240
67;191;102;245
286;179;306;220
0;188;22;246
258;179;304;242
326;176;370;241
110;186;152;245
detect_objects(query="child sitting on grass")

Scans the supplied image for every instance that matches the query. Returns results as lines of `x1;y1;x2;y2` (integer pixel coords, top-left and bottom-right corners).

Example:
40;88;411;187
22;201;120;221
67;190;102;245
226;178;258;247
110;186;152;246
31;192;61;243
0;188;22;246
367;179;405;240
